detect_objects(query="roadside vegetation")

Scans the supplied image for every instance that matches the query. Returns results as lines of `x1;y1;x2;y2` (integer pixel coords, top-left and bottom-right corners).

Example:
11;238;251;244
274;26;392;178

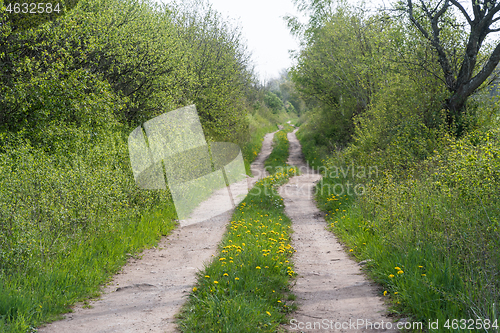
288;0;500;330
177;128;298;332
0;0;296;331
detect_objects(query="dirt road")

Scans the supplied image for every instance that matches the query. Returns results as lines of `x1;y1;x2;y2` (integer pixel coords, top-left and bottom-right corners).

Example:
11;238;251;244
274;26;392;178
39;129;396;332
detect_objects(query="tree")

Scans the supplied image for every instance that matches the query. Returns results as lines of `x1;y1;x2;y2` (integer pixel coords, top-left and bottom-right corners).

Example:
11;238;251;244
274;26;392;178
264;91;284;114
401;0;500;130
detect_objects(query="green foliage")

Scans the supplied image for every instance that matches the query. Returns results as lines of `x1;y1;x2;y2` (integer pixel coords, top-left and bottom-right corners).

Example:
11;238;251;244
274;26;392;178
2;0;79;32
0;203;177;332
292;0;500;327
241;115;278;176
264;128;294;175
346;72;448;175
264;91;284;114
290;5;393;147
1;0;256;145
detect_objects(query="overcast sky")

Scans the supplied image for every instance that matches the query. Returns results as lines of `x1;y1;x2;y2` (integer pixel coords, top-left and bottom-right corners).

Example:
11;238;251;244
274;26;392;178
200;0;304;83
162;0;389;83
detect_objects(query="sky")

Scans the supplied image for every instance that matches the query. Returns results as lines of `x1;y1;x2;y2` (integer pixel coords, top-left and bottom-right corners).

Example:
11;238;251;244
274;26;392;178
201;0;304;83
161;0;389;83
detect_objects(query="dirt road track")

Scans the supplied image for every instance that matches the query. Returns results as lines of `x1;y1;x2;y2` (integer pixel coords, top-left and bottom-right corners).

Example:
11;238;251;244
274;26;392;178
279;129;398;333
38;132;278;333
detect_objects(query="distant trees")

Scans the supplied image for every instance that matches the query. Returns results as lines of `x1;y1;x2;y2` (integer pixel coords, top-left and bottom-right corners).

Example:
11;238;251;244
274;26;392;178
263;71;305;116
264;91;284;114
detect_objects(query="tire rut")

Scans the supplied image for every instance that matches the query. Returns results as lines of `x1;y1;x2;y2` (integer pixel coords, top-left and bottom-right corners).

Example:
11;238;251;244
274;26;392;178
278;129;398;333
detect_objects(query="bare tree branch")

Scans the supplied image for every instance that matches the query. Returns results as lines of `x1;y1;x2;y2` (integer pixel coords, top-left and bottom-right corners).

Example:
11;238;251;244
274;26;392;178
449;0;473;25
407;0;432;40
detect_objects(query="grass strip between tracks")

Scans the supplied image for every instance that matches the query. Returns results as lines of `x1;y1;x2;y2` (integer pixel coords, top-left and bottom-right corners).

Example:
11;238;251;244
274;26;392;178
177;129;298;332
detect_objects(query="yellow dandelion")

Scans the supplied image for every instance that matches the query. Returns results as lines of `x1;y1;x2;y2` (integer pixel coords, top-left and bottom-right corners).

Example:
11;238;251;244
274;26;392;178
256;266;261;269
389;274;395;278
383;291;387;296
192;287;197;292
266;311;271;316
214;281;218;284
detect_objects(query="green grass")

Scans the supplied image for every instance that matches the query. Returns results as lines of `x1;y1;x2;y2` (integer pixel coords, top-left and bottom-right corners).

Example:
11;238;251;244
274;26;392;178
263;125;295;176
0;203;177;333
177;128;298;332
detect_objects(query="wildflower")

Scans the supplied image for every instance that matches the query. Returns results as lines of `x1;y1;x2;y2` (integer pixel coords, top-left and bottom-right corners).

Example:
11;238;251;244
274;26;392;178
219;258;226;261
205;275;210;278
266;311;271;316
383;291;387;296
223;273;228;276
389;274;395;278
421;274;426;277
349;249;354;252
214;281;218;284
256;266;261;269
235;277;239;280
397;270;404;274
192;287;197;292
394;267;401;270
